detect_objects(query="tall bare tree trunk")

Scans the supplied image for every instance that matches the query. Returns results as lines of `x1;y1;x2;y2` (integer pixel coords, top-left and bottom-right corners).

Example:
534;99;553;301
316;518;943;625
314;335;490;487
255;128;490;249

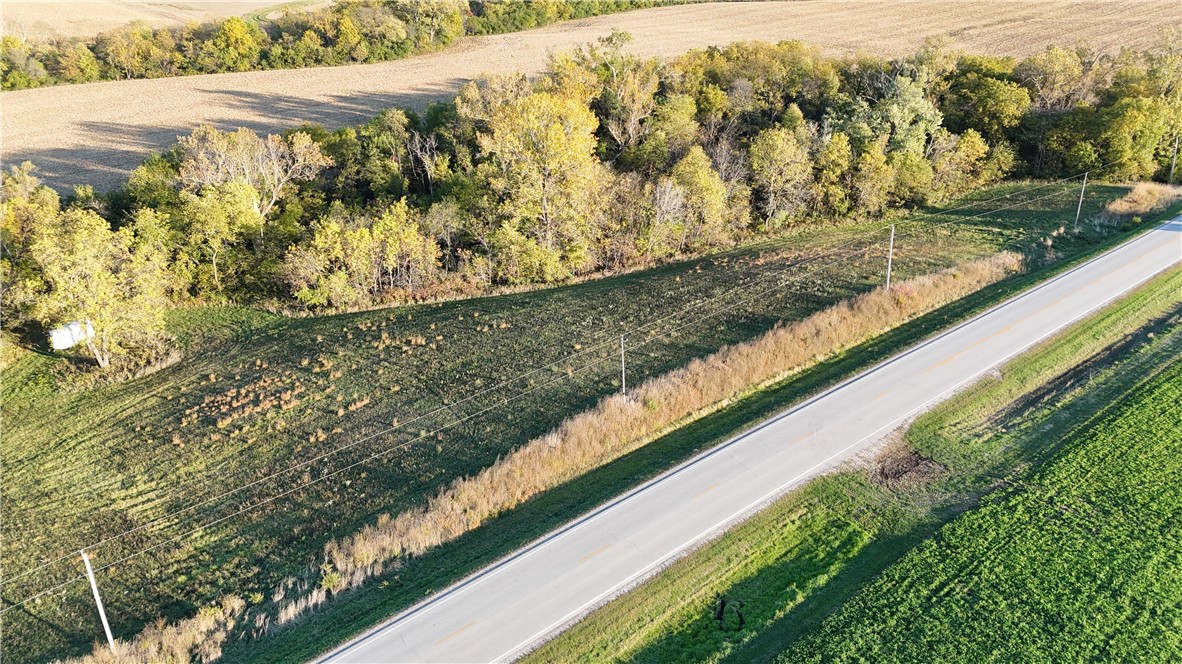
85;332;110;369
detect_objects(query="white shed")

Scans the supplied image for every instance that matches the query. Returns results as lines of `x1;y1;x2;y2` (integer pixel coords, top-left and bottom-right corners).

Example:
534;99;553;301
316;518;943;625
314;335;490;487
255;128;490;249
49;320;94;350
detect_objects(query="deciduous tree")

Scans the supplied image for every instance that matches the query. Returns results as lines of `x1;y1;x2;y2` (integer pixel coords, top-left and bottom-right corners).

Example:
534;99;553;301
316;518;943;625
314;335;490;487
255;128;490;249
811;132;853;216
749;126;812;229
945;72;1031;142
31;208;169;368
479;90;604;262
852;137;893;215
1098;96;1173;180
54;44;102;83
575;30;660;155
197;17;266;72
180;181;263;294
671;146;729;251
177;125;333;222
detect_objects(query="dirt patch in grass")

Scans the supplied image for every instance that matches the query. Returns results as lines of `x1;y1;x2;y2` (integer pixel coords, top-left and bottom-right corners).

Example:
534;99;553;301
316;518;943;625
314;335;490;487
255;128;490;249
870;439;946;489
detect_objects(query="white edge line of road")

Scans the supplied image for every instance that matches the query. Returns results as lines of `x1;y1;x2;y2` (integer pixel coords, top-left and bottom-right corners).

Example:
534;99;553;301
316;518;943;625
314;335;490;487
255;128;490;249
320;217;1182;664
496;221;1182;663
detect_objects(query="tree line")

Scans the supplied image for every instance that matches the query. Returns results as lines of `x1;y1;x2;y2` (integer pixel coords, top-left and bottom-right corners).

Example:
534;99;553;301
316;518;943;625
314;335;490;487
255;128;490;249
2;32;1180;371
0;0;692;90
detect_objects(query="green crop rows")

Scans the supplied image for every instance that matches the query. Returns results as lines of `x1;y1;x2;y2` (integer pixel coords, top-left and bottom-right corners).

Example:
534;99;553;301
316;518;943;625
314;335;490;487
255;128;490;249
786;337;1182;662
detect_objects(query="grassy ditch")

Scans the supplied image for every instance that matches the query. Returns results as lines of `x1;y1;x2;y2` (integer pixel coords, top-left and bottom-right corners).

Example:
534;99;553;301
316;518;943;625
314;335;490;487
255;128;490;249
524;264;1182;664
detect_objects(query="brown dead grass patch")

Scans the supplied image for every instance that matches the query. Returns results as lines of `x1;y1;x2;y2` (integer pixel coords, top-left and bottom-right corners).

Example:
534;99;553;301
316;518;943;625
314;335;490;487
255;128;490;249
1105;182;1182;217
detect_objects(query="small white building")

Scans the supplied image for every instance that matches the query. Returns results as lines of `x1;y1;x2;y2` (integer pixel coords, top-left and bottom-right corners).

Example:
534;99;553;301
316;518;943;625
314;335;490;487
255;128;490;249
49;320;94;350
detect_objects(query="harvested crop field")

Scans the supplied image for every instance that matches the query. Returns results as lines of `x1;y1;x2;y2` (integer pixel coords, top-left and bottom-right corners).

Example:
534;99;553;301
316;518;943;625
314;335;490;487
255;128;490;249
0;1;323;40
3;0;1176;192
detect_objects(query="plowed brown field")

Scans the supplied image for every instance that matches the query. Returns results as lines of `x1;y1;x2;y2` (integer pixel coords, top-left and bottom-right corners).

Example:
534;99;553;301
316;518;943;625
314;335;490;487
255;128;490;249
2;1;1175;191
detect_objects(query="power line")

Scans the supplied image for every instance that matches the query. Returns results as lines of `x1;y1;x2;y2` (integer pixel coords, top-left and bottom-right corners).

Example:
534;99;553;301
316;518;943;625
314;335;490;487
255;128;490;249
4;234;893;614
0;175;1089;606
1;176;1087;597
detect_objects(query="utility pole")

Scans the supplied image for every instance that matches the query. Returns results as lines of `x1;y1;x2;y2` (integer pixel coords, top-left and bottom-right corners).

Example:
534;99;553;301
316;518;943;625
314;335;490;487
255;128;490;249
620;335;626;395
1073;172;1088;231
81;550;116;653
885;224;895;290
1170;135;1178;184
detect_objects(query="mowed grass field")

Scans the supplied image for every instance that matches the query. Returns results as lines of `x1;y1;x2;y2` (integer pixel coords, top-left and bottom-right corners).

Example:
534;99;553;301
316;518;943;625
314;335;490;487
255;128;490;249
525;256;1182;664
0;182;1147;661
5;0;1178;192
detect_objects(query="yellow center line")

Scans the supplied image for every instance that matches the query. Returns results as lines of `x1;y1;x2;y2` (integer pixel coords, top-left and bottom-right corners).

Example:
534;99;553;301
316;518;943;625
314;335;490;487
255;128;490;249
871;390;892;402
788;431;814;445
1088;253;1149;287
694;482;721;498
434;621;477;647
579;544;612;565
922;315;1031;374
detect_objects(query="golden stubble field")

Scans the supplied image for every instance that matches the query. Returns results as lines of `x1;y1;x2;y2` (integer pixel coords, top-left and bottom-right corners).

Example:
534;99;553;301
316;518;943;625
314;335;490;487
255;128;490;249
1;0;1176;191
1;1;328;40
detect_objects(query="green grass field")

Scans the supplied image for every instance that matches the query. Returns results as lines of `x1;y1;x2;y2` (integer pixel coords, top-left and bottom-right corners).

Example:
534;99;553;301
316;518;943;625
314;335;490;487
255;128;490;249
524;264;1182;664
785;311;1182;662
0;181;1156;662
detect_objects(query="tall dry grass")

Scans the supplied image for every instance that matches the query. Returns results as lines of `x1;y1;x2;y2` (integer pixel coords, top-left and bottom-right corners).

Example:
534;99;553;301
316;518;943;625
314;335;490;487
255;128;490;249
74;596;245;664
1105;182;1182;216
65;251;1022;663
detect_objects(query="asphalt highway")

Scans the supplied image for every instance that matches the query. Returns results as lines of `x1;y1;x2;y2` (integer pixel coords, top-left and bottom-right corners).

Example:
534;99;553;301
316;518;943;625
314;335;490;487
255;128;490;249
321;218;1182;663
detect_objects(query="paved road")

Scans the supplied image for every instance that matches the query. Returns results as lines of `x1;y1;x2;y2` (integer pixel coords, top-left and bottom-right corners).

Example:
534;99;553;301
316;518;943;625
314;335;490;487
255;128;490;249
3;1;1175;192
321;218;1182;663
319;218;1182;661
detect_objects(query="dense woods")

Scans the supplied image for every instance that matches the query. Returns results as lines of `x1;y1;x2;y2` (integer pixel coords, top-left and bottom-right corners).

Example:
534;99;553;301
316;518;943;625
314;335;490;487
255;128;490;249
0;0;684;90
3;31;1180;371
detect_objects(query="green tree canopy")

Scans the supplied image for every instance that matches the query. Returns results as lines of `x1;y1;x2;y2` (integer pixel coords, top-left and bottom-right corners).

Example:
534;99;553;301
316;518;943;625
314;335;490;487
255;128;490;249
479;89;605;269
31;208;170;368
749;126;812;229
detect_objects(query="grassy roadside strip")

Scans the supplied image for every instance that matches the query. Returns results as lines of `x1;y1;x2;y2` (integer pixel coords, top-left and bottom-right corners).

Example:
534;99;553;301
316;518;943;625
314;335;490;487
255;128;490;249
301;256;1021;602
220;209;1181;663
522;267;1182;662
782;303;1182;662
